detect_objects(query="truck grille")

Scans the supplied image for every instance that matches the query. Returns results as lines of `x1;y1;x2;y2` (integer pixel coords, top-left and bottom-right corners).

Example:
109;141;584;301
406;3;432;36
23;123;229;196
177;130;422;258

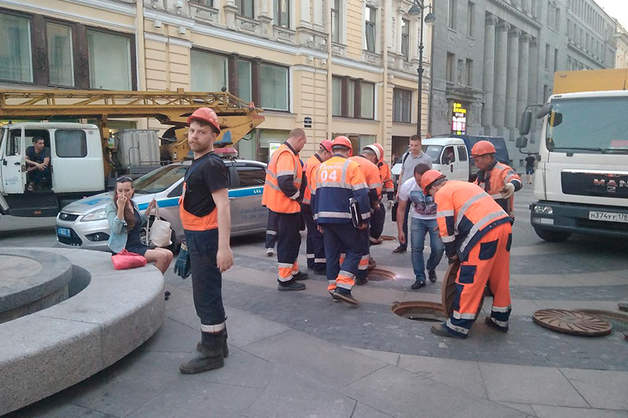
562;171;628;199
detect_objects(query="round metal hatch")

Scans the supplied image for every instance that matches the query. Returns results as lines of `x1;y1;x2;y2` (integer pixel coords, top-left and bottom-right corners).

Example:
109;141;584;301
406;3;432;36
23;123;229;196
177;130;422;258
533;309;612;337
391;301;447;322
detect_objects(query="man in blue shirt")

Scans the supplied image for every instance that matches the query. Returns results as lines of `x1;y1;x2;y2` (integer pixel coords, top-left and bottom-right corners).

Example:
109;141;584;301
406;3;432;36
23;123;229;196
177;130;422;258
396;163;444;289
25;137;50;191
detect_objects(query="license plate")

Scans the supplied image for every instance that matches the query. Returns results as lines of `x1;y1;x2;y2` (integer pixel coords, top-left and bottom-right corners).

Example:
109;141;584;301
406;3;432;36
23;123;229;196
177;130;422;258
588;211;628;223
56;227;71;237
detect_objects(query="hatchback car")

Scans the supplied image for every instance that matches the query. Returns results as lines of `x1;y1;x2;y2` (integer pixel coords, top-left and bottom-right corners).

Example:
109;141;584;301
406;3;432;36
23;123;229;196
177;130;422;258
56;159;268;251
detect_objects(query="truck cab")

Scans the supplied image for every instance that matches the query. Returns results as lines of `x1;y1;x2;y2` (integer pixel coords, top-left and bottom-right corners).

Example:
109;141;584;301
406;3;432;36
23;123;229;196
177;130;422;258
0;122;104;217
421;138;470;181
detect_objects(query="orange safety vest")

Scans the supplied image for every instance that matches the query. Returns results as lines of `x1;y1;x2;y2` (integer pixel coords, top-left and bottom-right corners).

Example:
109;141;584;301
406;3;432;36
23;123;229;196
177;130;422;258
179;154;221;231
474;162;522;214
262;143;303;214
434;180;511;260
302;154;323;205
378;161;394;193
349;156;382;205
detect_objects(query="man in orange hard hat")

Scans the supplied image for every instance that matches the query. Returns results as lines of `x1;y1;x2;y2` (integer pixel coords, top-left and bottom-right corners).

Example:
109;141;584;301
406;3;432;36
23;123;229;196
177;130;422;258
422;170;513;339
302;140;333;275
471;140;522;218
176;107;234;374
262;128;309;291
311;136;371;305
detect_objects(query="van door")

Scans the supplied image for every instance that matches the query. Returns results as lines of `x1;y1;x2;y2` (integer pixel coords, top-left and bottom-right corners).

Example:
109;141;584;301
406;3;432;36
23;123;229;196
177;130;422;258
456;145;470;181
1;128;26;194
51;129;105;193
230;162;267;233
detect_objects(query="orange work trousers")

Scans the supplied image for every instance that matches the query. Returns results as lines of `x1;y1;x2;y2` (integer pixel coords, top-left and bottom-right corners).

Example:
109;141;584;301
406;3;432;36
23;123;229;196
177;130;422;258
445;222;513;338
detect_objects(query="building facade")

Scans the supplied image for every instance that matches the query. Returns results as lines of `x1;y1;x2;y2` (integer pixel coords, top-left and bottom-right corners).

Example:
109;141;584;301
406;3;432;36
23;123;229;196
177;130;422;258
429;0;616;163
0;0;435;162
615;21;628;69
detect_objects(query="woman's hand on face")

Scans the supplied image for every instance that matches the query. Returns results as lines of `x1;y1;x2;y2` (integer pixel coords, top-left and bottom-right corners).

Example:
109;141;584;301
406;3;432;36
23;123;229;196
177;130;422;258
117;194;128;207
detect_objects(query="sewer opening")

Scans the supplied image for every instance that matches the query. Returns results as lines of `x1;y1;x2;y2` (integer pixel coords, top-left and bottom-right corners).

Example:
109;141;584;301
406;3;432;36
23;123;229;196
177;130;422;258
391;301;447;322
367;268;397;282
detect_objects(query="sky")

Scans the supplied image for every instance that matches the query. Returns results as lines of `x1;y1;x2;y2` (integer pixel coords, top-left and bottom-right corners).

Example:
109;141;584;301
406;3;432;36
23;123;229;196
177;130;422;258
594;0;628;29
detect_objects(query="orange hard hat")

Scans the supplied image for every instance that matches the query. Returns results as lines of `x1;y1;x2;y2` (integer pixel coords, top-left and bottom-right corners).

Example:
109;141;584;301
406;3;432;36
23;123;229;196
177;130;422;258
332;136;353;156
420;169;447;192
187;107;221;133
471;140;496;157
320;140;333;153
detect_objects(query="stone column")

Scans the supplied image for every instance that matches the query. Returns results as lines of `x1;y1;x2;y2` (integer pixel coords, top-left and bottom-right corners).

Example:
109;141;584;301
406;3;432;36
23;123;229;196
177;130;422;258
528;39;538;104
493;21;510;128
482;14;499;129
505;28;521;129
395;8;403;55
516;34;531;128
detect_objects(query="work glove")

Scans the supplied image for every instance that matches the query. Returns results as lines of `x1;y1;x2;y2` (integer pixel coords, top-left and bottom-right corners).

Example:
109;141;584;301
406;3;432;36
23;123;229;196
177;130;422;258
500;183;515;199
174;242;191;279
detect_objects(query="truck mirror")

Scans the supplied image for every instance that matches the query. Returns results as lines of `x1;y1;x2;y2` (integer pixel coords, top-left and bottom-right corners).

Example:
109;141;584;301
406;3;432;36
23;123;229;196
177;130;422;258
519;110;532;135
515;136;528;149
548;112;563;127
537;103;552;119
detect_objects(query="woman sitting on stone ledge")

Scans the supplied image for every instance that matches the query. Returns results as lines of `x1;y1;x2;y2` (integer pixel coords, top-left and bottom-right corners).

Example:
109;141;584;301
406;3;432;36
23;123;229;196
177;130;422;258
106;176;173;274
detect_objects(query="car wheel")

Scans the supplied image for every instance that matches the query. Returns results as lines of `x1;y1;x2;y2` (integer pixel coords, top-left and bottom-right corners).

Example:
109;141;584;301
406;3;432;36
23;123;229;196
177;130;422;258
534;228;571;242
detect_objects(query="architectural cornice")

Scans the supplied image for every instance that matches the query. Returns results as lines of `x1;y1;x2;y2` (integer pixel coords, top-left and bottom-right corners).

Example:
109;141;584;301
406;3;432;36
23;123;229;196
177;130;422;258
488;0;542;29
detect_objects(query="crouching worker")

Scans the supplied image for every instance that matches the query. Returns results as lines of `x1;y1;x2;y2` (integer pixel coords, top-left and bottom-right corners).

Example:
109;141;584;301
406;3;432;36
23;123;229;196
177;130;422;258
174;108;234;374
106;176;173;274
421;170;513;339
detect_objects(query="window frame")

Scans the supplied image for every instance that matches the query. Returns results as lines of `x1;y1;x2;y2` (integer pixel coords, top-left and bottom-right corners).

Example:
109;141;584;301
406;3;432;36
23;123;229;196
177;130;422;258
365;5;377;53
46;21;75;87
190;0;214;7
235;163;267;188
259;62;290;112
401;18;410;59
0;7;137;90
274;0;291;28
236;0;254;19
331;0;341;44
448;0;457;30
54;130;88;158
393;88;412;123
467;1;475;38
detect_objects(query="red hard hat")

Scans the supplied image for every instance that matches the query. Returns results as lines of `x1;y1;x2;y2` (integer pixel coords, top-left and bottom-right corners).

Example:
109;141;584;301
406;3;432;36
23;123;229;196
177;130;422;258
320;140;333;153
364;144;382;162
420;169;446;192
332;136;353;156
187;107;221;133
471;140;496;157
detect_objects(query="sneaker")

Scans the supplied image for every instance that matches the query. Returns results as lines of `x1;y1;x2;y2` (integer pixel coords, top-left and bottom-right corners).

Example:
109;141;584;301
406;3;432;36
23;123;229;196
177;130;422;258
333;289;360;305
392;245;407;254
411;280;426;290
484;317;508;333
292;271;309;281
428;270;437;283
430;323;466;339
278;281;306;291
266;248;274;257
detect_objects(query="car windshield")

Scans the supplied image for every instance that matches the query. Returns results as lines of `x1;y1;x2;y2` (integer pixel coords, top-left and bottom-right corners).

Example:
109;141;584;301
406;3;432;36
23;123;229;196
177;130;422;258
546;97;628;154
422;145;443;162
133;165;187;194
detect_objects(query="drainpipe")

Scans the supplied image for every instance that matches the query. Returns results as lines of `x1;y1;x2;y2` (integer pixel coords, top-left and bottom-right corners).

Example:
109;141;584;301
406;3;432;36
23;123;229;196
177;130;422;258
326;0;333;140
381;0;388;155
136;0;146;91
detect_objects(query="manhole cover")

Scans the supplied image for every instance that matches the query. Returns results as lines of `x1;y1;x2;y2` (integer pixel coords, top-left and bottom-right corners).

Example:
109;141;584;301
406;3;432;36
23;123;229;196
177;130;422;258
442;261;485;320
368;268;396;281
533;309;612;337
392;301;447;322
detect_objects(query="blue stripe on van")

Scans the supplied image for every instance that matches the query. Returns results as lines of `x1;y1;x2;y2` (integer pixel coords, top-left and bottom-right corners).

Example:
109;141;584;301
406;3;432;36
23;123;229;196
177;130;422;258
137;186;263;211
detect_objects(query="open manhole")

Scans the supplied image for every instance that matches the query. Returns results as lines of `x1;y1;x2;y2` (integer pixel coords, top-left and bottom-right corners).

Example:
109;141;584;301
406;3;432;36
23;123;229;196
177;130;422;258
392;301;447;322
533;309;612;337
367;268;397;281
442;261;486;320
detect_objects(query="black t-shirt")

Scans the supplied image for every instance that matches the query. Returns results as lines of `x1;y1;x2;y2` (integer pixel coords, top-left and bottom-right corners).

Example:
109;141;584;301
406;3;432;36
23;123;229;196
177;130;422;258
26;146;50;163
183;152;229;217
525;156;536;168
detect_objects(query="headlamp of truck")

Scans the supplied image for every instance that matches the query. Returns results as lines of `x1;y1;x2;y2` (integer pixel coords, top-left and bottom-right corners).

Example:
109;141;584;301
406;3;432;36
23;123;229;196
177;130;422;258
533;205;554;215
81;208;107;222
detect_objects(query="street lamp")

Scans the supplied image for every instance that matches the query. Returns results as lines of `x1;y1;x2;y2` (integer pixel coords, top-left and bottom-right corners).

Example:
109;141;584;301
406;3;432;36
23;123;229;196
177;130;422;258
408;0;435;136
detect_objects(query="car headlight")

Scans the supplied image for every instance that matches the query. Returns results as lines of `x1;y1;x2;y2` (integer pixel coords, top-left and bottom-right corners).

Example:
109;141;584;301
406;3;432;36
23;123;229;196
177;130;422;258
81;208;107;222
532;205;553;215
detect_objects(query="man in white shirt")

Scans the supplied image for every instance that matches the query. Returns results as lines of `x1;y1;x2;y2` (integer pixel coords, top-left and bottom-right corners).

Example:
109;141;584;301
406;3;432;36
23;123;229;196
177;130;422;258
394;135;432;253
396;164;444;289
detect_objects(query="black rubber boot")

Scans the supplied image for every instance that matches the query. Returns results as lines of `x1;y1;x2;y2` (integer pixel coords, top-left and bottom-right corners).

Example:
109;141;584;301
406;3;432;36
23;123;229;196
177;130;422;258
180;330;225;374
292;271;309;281
197;323;229;357
278;280;306;291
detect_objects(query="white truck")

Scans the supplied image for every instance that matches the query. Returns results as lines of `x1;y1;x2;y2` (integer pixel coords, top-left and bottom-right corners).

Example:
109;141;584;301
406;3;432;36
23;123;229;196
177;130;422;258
517;90;628;241
0;122;105;217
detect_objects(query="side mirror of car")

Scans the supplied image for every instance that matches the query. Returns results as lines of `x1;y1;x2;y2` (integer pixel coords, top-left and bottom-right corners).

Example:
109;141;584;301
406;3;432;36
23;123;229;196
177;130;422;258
519;110;532;136
515;136;528;149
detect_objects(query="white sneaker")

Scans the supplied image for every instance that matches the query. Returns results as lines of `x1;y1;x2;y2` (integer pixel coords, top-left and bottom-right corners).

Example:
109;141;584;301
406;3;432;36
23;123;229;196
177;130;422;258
266;248;274;256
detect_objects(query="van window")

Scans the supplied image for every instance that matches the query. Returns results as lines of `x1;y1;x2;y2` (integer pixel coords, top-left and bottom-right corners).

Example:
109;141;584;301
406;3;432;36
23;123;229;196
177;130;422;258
422;145;443;162
55;130;87;158
457;146;468;161
7;130;21;156
442;146;456;164
237;164;266;188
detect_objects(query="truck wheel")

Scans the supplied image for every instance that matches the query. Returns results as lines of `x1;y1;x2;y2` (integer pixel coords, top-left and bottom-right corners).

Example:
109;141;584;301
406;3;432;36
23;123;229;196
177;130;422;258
534;228;571;242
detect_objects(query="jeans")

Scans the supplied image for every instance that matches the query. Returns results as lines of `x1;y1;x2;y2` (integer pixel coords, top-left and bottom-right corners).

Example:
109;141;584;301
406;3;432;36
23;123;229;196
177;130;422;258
410;218;444;283
185;229;225;326
399;202;411;250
